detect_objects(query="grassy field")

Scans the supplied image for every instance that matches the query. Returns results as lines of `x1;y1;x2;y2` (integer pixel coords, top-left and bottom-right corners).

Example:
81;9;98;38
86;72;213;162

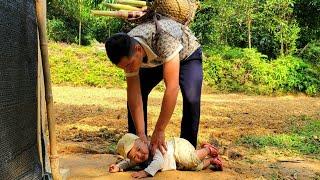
49;41;320;178
53;85;320;179
239;115;320;155
49;42;126;88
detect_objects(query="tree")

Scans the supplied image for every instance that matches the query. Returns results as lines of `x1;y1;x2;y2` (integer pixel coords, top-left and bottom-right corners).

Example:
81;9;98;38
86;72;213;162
236;0;257;48
255;0;300;57
294;0;320;48
47;0;123;45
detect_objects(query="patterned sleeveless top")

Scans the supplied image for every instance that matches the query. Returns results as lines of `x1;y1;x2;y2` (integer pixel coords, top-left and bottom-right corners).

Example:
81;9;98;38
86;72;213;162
128;17;200;68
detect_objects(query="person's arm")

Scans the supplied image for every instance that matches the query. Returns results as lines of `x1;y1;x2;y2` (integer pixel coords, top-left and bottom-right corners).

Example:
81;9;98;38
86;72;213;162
126;75;147;142
109;159;136;172
151;53;180;154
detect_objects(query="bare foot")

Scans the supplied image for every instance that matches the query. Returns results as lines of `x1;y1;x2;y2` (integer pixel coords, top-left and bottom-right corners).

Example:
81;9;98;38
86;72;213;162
201;142;219;158
210;157;223;171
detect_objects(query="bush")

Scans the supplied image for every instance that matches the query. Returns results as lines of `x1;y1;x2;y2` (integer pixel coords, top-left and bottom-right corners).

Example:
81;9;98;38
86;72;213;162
48;18;77;43
271;56;320;95
90;17;125;43
49;41;319;96
299;41;320;67
204;47;269;93
203;47;320;95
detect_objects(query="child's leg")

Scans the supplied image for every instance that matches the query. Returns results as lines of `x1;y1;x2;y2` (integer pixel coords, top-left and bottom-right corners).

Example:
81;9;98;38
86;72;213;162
201;143;219;157
201;157;223;171
195;147;210;161
201;158;212;169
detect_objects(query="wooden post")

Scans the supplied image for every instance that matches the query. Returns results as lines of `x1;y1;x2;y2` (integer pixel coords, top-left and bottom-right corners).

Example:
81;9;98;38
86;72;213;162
35;0;61;179
37;34;44;176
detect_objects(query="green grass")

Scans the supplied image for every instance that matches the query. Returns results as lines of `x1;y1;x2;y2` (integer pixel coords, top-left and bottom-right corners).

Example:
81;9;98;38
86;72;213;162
238;116;320;156
49;41;126;88
49;42;320;96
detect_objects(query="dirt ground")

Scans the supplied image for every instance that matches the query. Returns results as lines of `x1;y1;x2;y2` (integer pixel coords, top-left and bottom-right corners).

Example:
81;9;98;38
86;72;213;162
53;86;320;179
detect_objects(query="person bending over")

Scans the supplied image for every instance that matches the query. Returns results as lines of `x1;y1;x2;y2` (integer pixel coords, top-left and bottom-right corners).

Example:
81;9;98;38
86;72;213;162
105;16;203;154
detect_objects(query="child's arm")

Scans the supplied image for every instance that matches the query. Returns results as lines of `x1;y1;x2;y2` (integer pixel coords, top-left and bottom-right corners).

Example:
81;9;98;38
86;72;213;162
142;149;165;177
109;159;136;173
109;164;122;173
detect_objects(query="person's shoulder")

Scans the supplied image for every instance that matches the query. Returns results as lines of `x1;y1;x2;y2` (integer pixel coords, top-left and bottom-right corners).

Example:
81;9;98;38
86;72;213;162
159;17;181;26
132;20;154;29
128;21;155;36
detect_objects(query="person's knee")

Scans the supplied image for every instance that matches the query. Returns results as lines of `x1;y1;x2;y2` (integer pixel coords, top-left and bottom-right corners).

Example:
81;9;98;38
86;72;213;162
183;88;201;105
181;75;202;105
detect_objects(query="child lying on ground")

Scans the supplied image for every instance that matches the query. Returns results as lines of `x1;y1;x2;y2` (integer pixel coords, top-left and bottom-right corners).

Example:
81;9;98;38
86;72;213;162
108;133;223;178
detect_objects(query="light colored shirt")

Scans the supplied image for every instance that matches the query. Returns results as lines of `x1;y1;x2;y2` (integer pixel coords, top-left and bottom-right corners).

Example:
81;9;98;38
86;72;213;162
144;139;176;176
127;17;200;68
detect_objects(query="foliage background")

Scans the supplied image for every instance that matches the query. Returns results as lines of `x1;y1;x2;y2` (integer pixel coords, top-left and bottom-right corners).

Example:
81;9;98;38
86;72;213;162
47;0;320;96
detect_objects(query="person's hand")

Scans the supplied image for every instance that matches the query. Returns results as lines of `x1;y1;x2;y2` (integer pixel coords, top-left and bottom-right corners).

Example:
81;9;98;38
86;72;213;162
131;170;149;178
151;130;167;155
137;133;148;143
108;164;122;173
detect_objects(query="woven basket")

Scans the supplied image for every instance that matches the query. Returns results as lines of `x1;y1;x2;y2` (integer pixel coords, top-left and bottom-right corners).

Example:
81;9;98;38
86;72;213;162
128;0;199;25
153;0;198;25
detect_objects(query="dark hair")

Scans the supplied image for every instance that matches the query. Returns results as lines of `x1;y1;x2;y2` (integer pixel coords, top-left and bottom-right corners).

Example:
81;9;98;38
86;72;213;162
105;32;135;65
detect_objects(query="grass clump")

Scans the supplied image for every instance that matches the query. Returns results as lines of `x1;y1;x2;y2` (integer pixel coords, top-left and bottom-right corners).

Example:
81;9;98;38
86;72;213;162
49;42;126;88
238;116;320;156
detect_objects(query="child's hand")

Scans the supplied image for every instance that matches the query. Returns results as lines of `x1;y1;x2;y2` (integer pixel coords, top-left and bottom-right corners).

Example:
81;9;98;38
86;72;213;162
131;170;149;178
108;164;122;173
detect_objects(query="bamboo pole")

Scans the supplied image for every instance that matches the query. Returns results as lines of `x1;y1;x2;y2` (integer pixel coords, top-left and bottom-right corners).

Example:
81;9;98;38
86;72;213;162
105;3;140;11
35;0;61;180
37;33;44;176
92;10;128;18
92;10;146;19
116;0;147;7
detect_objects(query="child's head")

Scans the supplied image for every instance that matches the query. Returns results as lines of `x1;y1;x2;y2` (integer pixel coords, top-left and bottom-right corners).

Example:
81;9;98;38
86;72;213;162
116;133;149;164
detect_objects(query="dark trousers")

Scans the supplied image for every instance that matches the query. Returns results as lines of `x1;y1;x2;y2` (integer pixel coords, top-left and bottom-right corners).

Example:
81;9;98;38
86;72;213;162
128;48;203;147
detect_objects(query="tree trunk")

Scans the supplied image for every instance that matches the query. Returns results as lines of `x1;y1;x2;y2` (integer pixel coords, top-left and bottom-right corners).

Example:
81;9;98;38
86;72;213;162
280;34;284;56
248;17;252;49
79;0;82;45
79;20;82;45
